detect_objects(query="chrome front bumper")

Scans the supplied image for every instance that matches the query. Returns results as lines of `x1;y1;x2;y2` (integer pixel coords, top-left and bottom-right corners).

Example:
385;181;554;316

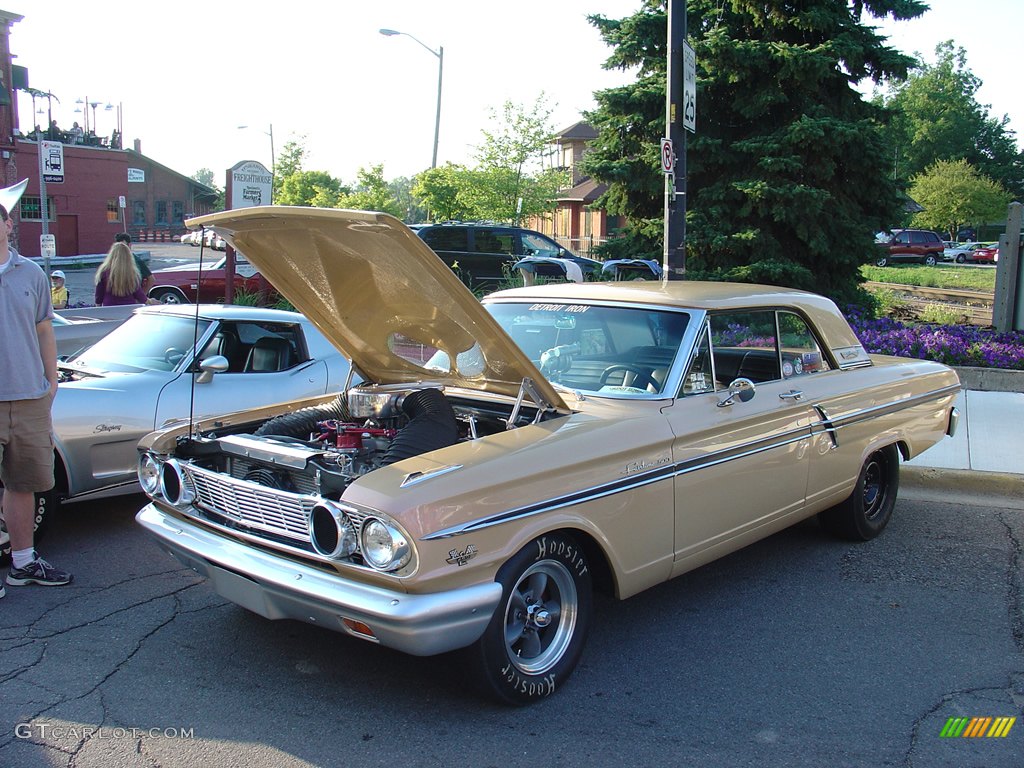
136;504;501;656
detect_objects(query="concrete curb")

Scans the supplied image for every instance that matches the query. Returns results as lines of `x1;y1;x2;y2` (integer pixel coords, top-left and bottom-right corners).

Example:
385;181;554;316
953;366;1023;393
902;465;1024;507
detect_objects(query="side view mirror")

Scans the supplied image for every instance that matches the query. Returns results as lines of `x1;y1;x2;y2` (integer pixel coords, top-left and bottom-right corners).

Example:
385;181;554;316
195;354;229;384
717;377;756;408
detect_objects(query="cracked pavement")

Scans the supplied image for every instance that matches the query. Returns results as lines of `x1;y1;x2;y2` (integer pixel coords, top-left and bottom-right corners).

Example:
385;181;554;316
1;486;1021;767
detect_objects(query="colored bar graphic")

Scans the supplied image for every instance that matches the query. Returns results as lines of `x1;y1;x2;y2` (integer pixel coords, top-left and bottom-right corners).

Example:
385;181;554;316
940;716;1015;738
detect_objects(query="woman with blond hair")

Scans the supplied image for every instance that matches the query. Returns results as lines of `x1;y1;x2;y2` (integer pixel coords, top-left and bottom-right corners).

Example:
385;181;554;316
94;242;149;306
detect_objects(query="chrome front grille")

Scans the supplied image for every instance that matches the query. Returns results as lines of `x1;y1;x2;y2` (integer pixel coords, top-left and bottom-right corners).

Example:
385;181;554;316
184;463;313;542
181;462;370;548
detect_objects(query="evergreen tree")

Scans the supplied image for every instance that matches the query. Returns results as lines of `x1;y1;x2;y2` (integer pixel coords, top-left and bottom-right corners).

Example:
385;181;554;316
583;0;926;302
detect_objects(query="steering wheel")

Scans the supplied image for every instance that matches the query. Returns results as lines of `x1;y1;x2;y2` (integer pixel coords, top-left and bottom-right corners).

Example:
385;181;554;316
164;347;185;366
599;364;657;392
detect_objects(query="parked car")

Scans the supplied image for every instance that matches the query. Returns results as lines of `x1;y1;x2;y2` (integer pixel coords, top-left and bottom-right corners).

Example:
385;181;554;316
135;208;960;704
943;241;992;263
148;253;274;303
416;222;601;290
967;243;999;264
53;304;138;358
875;229;945;266
20;304;351;550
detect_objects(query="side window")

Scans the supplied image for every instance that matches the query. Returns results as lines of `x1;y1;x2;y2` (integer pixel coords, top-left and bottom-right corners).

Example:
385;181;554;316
777;312;831;378
894;231;911;245
473;229;515;255
420;228;468;251
681;322;715;395
521;232;560;258
236;322;306;373
708;310;780;384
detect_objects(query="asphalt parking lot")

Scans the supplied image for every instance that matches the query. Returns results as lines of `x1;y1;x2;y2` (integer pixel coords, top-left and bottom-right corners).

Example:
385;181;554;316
1;485;1021;767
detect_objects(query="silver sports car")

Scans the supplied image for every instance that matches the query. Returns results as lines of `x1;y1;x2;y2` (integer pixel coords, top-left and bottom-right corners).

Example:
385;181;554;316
23;304;352;546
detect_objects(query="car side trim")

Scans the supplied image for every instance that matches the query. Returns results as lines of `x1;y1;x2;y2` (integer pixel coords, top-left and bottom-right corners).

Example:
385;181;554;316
422;384;960;540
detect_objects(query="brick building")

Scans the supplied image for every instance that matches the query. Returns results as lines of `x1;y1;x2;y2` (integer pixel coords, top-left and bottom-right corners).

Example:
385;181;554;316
0;9;217;258
527;121;623;257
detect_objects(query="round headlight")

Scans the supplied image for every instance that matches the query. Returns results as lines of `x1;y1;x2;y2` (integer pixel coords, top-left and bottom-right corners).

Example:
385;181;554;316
138;453;161;496
309;502;358;559
159;459;194;507
360;518;411;571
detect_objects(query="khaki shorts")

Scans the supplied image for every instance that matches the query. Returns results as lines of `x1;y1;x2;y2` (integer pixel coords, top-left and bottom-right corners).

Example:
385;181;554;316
0;396;56;493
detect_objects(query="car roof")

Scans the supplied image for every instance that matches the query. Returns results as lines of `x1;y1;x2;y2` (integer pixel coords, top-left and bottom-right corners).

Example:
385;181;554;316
486;280;864;351
137;304;306;324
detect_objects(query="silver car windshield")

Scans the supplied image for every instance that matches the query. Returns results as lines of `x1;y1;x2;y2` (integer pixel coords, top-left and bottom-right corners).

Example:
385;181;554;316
68;314;213;374
479;302;690;396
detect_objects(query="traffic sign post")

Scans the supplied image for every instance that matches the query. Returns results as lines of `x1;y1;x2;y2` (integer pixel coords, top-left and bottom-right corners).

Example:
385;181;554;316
40;233;56;277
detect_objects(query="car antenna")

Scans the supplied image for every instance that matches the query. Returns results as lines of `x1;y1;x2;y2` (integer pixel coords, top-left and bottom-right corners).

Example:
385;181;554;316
188;227;208;439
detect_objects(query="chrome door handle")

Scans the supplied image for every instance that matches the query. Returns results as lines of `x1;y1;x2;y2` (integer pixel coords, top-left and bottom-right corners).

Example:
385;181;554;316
779;389;804;401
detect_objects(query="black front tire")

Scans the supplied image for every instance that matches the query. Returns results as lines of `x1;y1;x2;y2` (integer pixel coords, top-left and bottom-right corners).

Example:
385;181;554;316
819;445;899;541
465;532;592;705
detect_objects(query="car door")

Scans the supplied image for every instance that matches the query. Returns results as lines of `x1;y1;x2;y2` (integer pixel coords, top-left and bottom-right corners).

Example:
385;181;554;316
153;320;331;429
666;310;817;576
467;227;516;289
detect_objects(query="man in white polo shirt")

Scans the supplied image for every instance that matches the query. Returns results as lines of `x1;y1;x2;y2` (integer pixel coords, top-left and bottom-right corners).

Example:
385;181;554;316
0;203;72;596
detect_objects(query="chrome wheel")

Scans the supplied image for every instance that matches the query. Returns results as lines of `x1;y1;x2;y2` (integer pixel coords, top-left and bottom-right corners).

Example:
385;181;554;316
503;560;578;675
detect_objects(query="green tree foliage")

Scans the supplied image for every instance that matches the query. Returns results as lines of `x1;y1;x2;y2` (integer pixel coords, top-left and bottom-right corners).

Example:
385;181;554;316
272;138;348;207
472;97;569;224
337;165;405;217
388;176;427;223
412;164;480;221
583;0;926;302
909;159;1011;238
882;42;1023;197
276;170;345;207
273;138;308;201
191;168;224;210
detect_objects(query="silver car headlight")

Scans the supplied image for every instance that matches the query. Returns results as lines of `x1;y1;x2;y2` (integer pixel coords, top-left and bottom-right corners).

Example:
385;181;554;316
360;518;411;572
138;453;161;497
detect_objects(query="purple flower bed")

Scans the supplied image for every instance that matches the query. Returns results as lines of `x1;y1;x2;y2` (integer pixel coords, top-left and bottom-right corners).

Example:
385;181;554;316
844;307;1024;370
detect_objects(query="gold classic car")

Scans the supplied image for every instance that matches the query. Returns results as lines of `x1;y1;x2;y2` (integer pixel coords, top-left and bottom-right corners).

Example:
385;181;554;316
135;207;961;704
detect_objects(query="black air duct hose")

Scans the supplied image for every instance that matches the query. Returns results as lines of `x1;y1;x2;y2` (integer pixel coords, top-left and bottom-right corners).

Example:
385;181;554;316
381;388;460;465
253;395;351;438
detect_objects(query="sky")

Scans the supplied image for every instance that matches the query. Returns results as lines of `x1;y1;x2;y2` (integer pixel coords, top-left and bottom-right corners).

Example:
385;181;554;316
9;0;1022;187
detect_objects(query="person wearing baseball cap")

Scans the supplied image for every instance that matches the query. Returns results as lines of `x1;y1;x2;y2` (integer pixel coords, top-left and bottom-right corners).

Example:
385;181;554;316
50;270;68;309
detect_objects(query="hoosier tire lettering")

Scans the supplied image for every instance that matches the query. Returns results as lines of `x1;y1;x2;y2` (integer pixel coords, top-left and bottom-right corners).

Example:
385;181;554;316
465;532;593;705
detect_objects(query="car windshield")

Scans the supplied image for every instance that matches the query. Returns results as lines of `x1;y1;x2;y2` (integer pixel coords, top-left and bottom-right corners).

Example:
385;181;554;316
480;301;690;396
67;314;213;373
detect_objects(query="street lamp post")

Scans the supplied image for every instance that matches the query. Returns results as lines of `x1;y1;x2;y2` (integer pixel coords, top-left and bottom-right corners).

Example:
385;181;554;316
237;123;275;202
379;28;443;169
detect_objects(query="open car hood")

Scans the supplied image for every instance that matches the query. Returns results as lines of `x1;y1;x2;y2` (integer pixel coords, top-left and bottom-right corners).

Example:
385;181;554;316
187;207;569;412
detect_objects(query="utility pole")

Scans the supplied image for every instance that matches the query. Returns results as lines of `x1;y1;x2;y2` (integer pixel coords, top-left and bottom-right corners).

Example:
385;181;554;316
664;0;690;279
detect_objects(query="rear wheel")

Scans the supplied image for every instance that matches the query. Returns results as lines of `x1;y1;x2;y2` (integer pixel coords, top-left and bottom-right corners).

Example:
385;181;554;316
150;288;188;304
923;254;937;267
819;445;899;541
465;532;592;705
875;255;889;267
